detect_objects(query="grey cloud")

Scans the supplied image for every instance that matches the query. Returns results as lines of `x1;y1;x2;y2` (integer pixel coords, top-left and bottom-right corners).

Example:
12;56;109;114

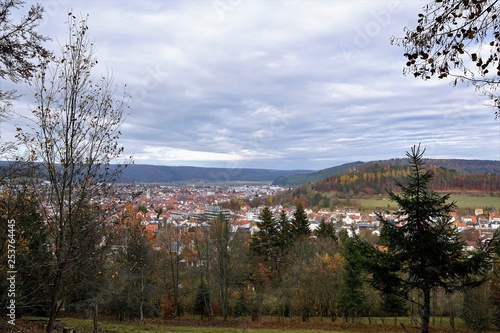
3;0;497;170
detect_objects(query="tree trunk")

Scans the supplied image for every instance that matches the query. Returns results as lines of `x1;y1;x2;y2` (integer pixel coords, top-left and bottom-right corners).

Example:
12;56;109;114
93;298;99;333
222;285;228;321
169;249;180;318
174;253;179;318
140;268;145;325
46;267;63;333
449;313;455;330
421;288;431;333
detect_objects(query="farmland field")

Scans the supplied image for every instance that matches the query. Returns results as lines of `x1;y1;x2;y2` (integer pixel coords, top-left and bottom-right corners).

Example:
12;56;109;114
356;194;499;211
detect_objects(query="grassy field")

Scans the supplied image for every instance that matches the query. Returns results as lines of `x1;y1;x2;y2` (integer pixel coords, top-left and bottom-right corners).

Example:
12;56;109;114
8;316;480;333
355;194;499;211
449;195;500;210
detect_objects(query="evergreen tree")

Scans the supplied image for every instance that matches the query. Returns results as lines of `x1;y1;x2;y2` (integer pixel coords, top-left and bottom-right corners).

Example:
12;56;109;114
290;203;310;239
250;206;278;261
250;206;286;279
277;210;291;250
274;209;292;279
249;207;296;290
316;218;337;242
194;281;211;319
357;145;499;333
338;229;365;322
380;292;407;323
0;186;52;315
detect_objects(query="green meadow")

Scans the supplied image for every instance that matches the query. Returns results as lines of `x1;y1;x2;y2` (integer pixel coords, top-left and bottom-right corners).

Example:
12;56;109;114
356;194;499;211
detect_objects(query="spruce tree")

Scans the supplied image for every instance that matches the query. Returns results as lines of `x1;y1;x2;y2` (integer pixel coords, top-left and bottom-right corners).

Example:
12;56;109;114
358;145;499;333
277;210;291;252
291;203;310;239
250;207;297;282
339;229;366;322
316;218;337;242
250;206;278;260
194;281;211;319
274;209;292;277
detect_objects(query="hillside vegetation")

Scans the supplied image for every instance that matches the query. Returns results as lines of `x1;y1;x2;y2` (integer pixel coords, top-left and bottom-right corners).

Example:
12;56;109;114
272;163;500;210
273;159;500;186
117;164;313;183
315;163;500;195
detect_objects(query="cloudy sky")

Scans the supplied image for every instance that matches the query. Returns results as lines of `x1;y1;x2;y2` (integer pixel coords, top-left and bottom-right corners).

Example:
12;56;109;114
5;0;500;170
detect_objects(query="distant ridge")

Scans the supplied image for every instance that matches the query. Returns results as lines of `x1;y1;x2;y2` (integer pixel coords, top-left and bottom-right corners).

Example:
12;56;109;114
118;164;313;183
1;159;498;185
272;159;500;186
272;161;367;186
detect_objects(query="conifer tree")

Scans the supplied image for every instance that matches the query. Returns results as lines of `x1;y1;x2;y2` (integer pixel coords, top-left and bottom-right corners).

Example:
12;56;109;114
250;206;278;260
339;229;365;322
357;145;499;333
194;281;211;319
250;207;296;285
277;209;291;250
290;203;310;239
0;185;51;315
316;218;337;242
250;206;282;278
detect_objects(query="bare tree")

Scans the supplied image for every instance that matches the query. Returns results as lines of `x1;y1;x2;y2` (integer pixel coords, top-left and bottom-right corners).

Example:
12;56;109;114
0;0;50;155
210;213;249;321
193;226;213;319
211;214;233;321
393;0;500;116
157;223;183;318
16;13;129;333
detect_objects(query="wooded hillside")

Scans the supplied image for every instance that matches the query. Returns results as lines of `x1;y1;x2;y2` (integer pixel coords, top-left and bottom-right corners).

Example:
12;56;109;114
270;163;500;209
314;164;500;195
273;159;500;186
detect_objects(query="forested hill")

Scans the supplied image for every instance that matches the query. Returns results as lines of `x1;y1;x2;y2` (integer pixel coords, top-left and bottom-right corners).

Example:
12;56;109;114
314;163;500;196
271;163;500;207
272;159;500;186
117;164;313;183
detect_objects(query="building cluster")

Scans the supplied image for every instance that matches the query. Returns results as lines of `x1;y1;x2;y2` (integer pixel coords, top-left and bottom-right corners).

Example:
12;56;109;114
110;184;499;243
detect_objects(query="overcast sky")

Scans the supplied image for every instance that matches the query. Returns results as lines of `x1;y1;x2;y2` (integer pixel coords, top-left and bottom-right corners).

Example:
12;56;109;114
5;0;500;170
